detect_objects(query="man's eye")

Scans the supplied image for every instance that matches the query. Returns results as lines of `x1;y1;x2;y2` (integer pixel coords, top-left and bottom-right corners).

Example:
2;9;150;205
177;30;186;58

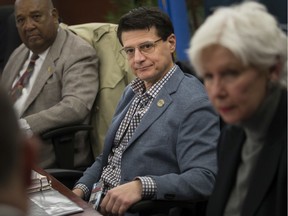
140;43;153;51
16;18;24;25
32;14;41;21
125;48;134;55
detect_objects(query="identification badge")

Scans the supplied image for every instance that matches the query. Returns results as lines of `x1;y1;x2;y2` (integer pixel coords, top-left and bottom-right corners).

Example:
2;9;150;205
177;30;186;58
88;181;103;210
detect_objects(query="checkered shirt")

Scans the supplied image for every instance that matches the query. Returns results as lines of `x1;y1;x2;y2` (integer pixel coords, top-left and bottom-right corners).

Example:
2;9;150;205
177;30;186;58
101;65;177;198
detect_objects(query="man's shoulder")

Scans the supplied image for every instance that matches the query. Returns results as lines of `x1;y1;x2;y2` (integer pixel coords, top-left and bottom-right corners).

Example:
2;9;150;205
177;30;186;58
7;43;27;57
176;69;207;99
2;43;27;75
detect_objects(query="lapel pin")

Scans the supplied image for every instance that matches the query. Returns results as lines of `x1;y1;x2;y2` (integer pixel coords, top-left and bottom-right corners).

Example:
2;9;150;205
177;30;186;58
157;99;165;107
47;66;52;73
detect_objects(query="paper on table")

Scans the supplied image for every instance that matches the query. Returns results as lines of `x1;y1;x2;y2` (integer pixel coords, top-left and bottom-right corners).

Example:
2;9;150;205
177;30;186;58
29;188;83;216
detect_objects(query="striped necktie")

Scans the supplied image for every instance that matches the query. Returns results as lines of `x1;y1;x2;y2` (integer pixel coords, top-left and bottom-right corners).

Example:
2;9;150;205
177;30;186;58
10;53;39;103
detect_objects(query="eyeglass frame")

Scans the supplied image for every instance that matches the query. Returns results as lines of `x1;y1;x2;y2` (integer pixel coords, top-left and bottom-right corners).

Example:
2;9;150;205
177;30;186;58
120;38;163;59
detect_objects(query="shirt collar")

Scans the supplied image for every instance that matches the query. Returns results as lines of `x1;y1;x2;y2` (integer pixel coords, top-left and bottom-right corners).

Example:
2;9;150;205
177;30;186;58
131;64;177;98
29;47;50;62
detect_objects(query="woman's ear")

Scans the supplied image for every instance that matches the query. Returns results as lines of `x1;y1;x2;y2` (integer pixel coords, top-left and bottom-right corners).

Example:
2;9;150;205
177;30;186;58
269;57;282;82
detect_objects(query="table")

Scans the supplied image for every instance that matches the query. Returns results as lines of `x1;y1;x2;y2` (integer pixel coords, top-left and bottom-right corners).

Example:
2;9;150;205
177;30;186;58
34;167;102;216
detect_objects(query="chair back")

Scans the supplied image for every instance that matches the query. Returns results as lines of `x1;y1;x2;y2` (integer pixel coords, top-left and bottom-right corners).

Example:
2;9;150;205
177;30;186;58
64;22;135;157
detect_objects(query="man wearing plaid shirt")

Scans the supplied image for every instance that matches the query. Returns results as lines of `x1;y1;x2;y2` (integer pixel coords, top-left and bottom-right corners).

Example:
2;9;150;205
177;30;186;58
73;7;220;216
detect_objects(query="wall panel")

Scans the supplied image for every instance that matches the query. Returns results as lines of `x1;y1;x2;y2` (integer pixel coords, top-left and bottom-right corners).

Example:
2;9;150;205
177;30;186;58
0;0;116;24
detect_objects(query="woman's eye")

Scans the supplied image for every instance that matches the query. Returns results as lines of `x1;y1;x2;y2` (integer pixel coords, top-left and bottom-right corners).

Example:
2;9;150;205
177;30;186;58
223;70;240;78
203;73;213;81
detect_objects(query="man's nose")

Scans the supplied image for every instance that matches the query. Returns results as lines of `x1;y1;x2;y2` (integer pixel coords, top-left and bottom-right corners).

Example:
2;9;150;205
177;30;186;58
133;48;146;62
23;18;35;31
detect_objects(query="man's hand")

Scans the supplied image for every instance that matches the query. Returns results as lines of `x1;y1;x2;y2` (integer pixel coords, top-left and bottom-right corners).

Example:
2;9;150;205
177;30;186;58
18;118;33;137
100;180;142;216
72;188;85;199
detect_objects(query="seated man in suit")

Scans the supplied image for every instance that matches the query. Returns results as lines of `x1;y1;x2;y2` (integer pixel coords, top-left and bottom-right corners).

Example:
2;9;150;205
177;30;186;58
72;7;220;215
1;0;99;169
0;85;38;216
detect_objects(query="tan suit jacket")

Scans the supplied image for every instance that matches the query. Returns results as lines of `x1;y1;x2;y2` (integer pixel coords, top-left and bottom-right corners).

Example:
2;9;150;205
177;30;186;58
64;23;135;157
1;27;99;168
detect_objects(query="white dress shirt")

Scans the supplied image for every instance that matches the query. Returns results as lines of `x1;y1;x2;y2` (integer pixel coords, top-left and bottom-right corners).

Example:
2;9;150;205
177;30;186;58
12;49;49;134
13;49;49;117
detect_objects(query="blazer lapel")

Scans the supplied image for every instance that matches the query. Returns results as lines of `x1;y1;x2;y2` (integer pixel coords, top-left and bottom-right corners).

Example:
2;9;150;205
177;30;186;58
128;89;172;145
242;90;287;216
21;54;56;116
21;28;66;116
127;68;182;147
211;127;245;215
101;89;135;167
242;137;283;216
2;47;29;91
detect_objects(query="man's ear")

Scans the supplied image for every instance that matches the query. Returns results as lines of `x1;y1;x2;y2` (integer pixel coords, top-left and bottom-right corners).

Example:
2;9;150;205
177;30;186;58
167;34;176;53
23;136;39;187
51;8;59;24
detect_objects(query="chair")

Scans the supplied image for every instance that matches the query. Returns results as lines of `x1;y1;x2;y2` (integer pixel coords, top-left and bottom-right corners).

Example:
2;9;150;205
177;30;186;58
66;22;135;157
41;22;134;188
41;124;93;169
0;5;22;73
41;124;92;189
128;199;208;216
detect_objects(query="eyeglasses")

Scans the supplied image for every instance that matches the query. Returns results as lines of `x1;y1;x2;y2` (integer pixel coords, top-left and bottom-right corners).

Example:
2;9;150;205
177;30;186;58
120;38;162;59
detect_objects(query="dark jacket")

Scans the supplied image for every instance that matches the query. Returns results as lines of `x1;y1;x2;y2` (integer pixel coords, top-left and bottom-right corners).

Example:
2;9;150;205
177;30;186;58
206;89;287;216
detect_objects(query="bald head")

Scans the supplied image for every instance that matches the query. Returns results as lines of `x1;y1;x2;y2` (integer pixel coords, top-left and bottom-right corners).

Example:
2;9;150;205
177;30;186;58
15;0;54;10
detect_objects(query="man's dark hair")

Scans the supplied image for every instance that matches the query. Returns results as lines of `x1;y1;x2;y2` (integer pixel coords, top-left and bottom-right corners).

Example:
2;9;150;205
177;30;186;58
0;86;22;184
117;7;174;45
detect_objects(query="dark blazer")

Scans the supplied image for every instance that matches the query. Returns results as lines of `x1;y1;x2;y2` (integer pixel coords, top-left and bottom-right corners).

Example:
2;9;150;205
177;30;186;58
206;89;287;216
